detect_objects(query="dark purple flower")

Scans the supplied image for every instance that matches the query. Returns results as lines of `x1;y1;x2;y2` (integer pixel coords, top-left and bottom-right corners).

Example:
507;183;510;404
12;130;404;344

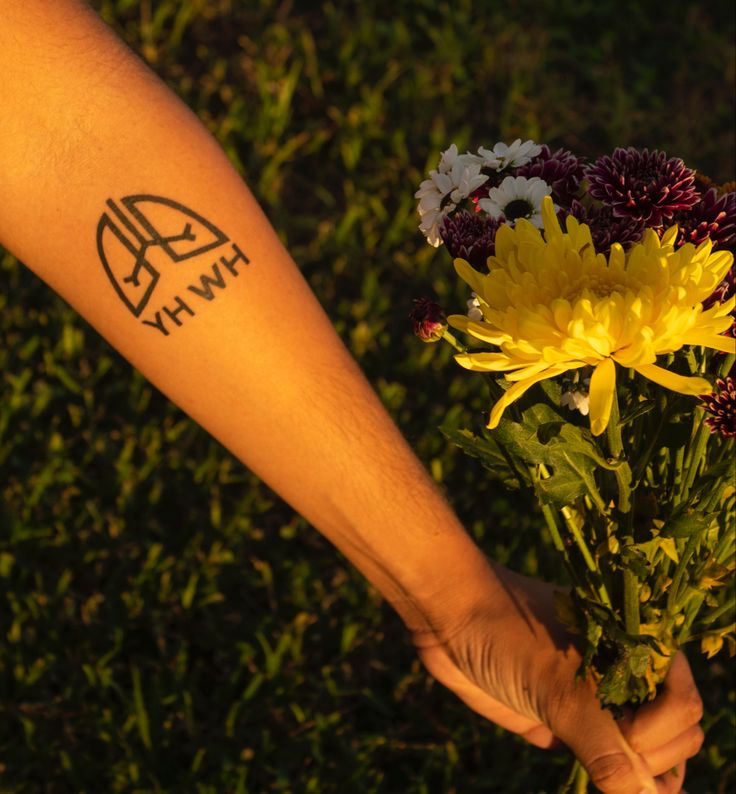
700;377;736;438
440;210;503;270
567;200;645;255
585;147;699;226
410;298;447;342
516;145;586;207
672;188;736;253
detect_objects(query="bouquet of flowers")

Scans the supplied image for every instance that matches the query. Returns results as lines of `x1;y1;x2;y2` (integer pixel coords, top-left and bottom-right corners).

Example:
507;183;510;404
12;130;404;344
411;140;735;721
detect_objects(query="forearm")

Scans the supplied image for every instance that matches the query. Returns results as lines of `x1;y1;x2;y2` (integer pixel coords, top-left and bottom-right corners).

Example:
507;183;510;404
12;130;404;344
0;0;496;633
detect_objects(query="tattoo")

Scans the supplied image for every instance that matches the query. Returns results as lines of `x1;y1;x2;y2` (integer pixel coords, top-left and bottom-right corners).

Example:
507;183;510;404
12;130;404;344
96;194;249;336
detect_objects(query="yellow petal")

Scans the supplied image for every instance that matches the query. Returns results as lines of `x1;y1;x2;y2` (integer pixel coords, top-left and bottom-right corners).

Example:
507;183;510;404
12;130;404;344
701;634;724;660
541;196;562;241
447;314;506;344
588;358;616;436
453;258;487;298
454;352;527;372
487;364;571;428
697;294;736;321
681;331;736;355
504;361;561;381
705;249;734;284
634;363;711;395
660;224;679;248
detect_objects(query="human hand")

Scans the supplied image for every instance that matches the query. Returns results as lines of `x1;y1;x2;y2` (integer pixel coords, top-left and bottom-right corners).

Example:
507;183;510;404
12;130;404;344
413;564;703;793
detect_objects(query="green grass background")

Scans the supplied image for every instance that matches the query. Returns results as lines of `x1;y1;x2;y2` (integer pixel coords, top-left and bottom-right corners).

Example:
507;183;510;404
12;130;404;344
1;0;734;791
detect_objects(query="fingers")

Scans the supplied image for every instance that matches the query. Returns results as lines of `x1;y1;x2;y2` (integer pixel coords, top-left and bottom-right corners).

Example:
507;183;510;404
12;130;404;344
655;762;686;794
550;652;704;794
548;675;659;793
615;651;703;791
520;724;564;751
619;652;703;755
643;724;703;778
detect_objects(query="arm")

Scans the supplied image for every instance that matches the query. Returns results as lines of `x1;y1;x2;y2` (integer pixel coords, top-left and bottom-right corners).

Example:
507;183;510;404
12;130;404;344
0;3;703;791
0;0;489;639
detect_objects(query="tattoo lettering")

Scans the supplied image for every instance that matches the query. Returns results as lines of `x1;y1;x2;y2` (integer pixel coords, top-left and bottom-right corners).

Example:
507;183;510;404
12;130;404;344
96;194;249;336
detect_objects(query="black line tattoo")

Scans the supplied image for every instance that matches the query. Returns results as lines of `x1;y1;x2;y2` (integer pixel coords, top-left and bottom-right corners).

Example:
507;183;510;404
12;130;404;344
96;194;249;335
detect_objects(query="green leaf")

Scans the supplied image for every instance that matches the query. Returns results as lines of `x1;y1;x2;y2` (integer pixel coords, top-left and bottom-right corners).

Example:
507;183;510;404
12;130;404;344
537;421;565;444
620;546;651;580
627;645;650;677
596;644;653;707
536;454;590;507
486;406;615;510
440;426;522;489
661;508;715;538
619;399;655;427
130;665;152;750
497;402;618;470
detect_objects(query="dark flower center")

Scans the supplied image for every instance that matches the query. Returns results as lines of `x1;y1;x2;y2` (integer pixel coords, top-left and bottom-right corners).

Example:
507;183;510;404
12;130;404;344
639;164;659;184
504;198;533;221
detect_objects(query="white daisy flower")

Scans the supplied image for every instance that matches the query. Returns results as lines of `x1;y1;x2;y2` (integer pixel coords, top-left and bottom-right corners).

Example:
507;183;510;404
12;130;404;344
415;146;488;246
415;174;456;247
561;390;590;416
477;175;553;228
477;138;542;171
561;377;591;416
467;293;483;322
438;143;485;174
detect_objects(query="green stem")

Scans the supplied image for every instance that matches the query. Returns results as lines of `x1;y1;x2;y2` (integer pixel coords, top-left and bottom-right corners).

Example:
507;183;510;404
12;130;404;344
606;388;624;458
632;394;669;487
666;534;699;615
715;514;735;563
719;352;735;379
440;328;466;353
531;470;581;587
700;596;736;627
573;762;590;794
701;480;728;514
558;759;589;794
536;464;612;608
605;388;634;514
531;470;604;603
671;444;686;499
678;591;706;644
680;412;710;504
623;567;640;635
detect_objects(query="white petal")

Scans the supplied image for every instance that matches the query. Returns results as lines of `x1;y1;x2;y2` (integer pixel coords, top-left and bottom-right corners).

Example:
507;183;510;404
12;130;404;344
438;144;459;173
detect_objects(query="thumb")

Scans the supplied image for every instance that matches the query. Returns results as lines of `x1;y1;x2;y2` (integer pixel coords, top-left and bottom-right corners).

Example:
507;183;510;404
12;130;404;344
551;684;657;794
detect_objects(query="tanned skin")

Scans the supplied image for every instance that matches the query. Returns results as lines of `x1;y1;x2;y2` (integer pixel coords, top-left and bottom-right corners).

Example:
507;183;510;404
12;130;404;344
0;3;704;791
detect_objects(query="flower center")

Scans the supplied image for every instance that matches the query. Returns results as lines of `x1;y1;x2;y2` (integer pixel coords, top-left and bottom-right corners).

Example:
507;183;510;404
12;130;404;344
503;198;533;221
565;275;629;303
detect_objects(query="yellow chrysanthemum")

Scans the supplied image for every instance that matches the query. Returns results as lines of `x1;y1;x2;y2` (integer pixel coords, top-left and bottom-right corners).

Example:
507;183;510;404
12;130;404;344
449;196;736;436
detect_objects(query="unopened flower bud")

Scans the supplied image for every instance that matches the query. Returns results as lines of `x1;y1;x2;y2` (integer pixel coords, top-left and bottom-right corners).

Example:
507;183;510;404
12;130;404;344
409;298;447;343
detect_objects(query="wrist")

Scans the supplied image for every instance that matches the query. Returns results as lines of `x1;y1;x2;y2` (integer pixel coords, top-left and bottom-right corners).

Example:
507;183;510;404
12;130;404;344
383;521;501;639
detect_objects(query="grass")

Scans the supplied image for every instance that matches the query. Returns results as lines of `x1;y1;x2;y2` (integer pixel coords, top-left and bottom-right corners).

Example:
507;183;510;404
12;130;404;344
1;0;734;791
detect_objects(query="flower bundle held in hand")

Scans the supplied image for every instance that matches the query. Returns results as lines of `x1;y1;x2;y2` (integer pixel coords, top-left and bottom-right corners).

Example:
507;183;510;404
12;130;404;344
412;140;736;708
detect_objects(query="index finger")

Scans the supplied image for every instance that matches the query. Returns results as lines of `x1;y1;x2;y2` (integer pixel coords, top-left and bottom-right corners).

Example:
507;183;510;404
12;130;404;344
619;652;703;754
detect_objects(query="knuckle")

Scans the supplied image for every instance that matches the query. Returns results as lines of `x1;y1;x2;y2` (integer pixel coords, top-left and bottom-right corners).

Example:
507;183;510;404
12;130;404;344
684;690;704;724
586;752;635;790
687;725;705;758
